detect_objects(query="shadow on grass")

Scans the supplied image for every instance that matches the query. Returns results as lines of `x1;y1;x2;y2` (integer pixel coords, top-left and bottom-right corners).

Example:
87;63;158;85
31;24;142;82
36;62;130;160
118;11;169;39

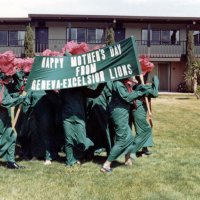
14;148;124;169
175;97;192;100
0;161;7;168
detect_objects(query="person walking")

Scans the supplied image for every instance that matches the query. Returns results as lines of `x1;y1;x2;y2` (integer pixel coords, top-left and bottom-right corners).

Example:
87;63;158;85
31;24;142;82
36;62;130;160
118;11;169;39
100;79;148;172
0;74;25;169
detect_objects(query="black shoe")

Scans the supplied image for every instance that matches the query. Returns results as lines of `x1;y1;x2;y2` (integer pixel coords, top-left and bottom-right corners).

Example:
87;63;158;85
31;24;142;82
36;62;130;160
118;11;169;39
142;147;152;155
7;162;25;169
136;151;143;157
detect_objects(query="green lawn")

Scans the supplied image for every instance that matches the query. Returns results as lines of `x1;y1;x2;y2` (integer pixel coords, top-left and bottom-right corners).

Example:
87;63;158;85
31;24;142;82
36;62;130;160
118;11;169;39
1;94;200;200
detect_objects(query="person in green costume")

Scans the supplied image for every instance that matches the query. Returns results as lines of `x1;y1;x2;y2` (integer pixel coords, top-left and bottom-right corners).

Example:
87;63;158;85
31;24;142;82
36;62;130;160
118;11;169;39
35;90;63;165
60;84;105;166
131;76;159;156
19;89;63;165
18;90;47;160
86;83;113;156
100;77;159;173
0;74;26;169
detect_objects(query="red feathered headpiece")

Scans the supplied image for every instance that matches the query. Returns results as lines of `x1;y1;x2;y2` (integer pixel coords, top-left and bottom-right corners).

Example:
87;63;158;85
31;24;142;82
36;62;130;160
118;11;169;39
139;55;154;75
41;49;63;56
62;41;90;55
0;51;16;76
22;58;34;73
13;57;34;73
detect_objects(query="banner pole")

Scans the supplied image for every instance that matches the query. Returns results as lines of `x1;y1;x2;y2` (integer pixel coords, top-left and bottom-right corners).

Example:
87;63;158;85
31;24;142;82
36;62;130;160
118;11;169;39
139;74;153;127
12;91;27;132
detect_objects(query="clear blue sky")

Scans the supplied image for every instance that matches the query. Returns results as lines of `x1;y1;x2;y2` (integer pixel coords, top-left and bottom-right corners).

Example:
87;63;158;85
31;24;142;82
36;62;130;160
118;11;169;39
1;0;200;18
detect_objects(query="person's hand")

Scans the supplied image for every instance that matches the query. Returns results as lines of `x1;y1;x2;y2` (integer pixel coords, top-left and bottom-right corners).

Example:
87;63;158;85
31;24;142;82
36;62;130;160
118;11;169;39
136;84;146;91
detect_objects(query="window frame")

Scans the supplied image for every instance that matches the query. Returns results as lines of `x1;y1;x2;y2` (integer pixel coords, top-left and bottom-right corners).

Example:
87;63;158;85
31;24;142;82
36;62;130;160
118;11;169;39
151;29;161;45
0;30;8;46
193;31;200;45
0;30;25;47
141;28;180;45
67;27;105;44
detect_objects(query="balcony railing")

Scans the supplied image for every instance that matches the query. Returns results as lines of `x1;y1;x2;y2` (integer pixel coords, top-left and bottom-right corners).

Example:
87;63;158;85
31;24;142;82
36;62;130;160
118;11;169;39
1;39;200;59
0;39;24;57
34;39;106;53
135;40;187;58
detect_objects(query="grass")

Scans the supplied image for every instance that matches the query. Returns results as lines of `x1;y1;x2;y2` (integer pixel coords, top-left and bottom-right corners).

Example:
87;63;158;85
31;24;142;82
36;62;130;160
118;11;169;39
1;94;200;200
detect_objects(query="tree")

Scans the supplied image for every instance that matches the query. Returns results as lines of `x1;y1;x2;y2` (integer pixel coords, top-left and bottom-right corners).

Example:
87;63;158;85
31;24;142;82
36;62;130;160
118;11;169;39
185;30;200;98
185;31;195;91
190;59;200;99
105;25;115;46
24;24;34;58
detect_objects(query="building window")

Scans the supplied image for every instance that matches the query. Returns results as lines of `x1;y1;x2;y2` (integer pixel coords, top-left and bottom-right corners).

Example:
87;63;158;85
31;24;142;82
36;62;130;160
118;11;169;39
77;28;86;43
0;31;8;46
141;29;148;45
67;28;105;43
193;31;200;45
9;31;18;46
67;28;86;43
151;29;161;45
170;30;179;45
0;30;25;46
161;30;171;44
87;29;96;43
142;29;180;45
96;29;105;43
162;30;179;45
87;28;105;43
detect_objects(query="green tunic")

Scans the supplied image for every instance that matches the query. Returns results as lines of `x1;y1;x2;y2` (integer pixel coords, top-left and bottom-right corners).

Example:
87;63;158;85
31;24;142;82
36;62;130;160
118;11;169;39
0;84;24;162
30;91;56;160
107;80;148;162
131;76;159;149
131;99;153;147
86;83;113;154
19;90;62;161
61;85;105;166
6;70;25;94
17;90;46;159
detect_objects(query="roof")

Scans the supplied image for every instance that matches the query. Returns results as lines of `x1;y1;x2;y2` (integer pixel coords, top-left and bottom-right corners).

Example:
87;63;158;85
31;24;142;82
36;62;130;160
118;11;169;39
0;17;30;24
0;14;200;25
28;14;200;24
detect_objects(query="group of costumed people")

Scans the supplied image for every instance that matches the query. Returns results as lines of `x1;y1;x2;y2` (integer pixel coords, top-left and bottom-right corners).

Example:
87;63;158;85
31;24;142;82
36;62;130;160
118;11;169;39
0;41;159;172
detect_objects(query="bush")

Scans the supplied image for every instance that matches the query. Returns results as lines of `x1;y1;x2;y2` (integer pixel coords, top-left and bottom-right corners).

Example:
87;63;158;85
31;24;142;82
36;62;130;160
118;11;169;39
195;85;200;99
177;82;190;93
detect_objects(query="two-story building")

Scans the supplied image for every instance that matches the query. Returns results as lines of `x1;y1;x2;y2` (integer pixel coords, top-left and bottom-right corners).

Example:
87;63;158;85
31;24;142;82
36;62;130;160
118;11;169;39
1;14;200;91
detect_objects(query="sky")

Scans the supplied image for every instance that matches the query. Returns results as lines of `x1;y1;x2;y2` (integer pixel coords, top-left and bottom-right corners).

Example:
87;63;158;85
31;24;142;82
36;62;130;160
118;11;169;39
1;0;200;18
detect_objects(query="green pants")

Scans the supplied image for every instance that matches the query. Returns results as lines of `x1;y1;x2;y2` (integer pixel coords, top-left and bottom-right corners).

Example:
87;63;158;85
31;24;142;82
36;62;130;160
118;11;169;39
86;103;112;154
63;120;94;165
0;109;17;163
107;108;134;162
132;102;153;148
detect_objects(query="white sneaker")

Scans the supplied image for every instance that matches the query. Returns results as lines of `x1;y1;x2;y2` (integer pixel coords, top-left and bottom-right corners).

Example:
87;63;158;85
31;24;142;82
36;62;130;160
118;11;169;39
44;160;52;165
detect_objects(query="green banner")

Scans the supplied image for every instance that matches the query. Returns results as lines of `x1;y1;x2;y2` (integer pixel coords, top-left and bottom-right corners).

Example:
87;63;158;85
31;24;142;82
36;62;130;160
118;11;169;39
25;36;142;91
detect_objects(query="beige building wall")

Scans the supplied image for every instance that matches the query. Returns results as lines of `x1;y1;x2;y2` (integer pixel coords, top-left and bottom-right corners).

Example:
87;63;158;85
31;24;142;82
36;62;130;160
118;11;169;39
48;26;66;51
125;27;141;40
0;25;26;30
125;23;150;40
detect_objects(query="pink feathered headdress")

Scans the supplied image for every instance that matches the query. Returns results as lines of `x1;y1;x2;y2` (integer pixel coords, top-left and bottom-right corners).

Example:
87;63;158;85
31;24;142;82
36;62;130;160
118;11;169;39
13;57;34;73
22;58;34;73
41;49;63;56
0;51;16;76
139;55;154;75
62;41;89;55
